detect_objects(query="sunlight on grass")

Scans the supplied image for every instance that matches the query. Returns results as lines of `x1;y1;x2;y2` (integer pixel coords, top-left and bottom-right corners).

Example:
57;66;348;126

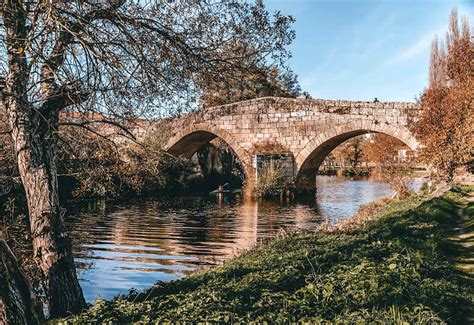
58;188;474;323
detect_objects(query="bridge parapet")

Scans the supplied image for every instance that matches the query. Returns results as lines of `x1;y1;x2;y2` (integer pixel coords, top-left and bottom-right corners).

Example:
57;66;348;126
170;97;420;120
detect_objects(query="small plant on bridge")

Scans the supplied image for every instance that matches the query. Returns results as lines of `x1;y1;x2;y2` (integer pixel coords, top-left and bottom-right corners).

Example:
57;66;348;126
254;160;288;198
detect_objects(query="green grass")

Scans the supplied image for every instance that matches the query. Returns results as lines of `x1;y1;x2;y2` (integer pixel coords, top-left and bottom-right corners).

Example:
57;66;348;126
60;188;473;324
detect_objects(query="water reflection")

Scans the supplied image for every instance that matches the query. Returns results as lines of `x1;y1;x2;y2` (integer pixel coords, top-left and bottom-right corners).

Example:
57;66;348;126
65;176;420;302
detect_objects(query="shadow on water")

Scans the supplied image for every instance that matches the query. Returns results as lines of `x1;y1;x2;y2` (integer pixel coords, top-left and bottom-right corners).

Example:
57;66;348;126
64;176;422;302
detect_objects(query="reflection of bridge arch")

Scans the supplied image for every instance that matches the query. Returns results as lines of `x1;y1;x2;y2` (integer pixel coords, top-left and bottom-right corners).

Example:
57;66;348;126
164;123;253;179
295;121;419;190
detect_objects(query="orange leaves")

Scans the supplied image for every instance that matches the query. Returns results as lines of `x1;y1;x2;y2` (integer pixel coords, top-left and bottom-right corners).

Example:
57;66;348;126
414;9;473;179
365;134;404;164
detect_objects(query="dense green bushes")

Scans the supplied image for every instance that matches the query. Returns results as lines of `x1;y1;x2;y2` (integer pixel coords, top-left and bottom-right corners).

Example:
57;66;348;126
62;188;473;323
56;126;196;200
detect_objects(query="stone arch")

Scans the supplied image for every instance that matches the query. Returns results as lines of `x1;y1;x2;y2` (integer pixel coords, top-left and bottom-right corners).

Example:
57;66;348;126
164;123;253;179
294;121;419;191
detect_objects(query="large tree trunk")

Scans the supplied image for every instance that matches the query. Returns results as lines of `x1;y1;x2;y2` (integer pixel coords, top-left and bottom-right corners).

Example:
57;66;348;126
0;240;44;324
6;100;86;318
2;1;86;316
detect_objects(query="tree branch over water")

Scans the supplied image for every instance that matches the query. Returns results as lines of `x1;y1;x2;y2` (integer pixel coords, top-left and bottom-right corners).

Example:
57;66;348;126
0;0;295;318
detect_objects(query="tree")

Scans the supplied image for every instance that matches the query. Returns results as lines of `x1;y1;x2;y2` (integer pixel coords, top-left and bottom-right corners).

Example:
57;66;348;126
365;134;404;165
196;42;300;107
0;239;44;324
428;37;447;88
330;136;367;171
0;109;16;196
0;0;294;317
414;9;473;180
366;134;412;198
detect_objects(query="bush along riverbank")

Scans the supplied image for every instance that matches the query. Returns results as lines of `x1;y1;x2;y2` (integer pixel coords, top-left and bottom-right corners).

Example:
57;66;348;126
60;186;474;323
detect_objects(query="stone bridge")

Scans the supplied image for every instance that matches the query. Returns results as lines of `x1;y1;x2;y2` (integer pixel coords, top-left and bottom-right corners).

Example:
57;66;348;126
161;97;421;194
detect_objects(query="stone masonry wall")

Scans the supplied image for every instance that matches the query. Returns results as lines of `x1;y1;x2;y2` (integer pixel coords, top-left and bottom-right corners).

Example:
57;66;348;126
160;97;421;193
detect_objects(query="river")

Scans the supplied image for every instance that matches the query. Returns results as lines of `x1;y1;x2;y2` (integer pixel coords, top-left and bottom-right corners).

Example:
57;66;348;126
65;176;422;302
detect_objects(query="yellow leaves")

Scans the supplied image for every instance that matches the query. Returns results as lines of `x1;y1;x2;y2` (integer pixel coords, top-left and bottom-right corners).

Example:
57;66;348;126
388;263;397;270
17;47;24;54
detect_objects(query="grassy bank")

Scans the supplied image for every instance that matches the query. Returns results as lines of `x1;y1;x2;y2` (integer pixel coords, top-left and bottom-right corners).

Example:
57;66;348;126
62;187;473;323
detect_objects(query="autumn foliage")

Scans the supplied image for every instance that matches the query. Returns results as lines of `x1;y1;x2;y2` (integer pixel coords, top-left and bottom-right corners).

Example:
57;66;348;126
414;9;473;180
364;134;413;198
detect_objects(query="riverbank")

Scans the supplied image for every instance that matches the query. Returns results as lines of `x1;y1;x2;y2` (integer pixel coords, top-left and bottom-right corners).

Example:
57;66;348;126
60;186;473;323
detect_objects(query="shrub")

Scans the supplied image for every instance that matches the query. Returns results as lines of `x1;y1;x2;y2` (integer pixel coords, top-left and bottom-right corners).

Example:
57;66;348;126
253;160;288;198
57;125;195;199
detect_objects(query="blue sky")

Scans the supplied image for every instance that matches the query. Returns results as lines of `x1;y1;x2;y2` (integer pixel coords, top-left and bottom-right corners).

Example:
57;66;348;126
265;0;473;102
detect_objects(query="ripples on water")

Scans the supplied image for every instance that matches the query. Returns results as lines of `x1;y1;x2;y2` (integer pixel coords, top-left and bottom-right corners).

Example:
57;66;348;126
64;176;421;302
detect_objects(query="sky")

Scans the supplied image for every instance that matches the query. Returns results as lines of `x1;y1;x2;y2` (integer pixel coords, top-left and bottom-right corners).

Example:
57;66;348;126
265;0;473;102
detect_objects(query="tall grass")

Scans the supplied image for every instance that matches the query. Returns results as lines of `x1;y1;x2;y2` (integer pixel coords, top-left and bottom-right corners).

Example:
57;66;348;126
253;160;287;198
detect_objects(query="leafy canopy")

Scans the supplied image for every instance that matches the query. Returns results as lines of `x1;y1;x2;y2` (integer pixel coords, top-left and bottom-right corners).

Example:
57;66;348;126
414;9;473;180
1;0;295;118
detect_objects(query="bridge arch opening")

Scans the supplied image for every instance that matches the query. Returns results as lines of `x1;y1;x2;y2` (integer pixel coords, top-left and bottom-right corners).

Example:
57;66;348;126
295;123;419;193
165;126;252;191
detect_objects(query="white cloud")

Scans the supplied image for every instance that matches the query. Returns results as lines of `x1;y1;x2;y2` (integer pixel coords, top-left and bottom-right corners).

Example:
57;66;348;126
385;3;473;65
386;25;447;65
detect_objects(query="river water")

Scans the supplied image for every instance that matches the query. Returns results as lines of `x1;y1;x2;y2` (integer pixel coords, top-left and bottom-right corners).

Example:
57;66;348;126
65;176;421;302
